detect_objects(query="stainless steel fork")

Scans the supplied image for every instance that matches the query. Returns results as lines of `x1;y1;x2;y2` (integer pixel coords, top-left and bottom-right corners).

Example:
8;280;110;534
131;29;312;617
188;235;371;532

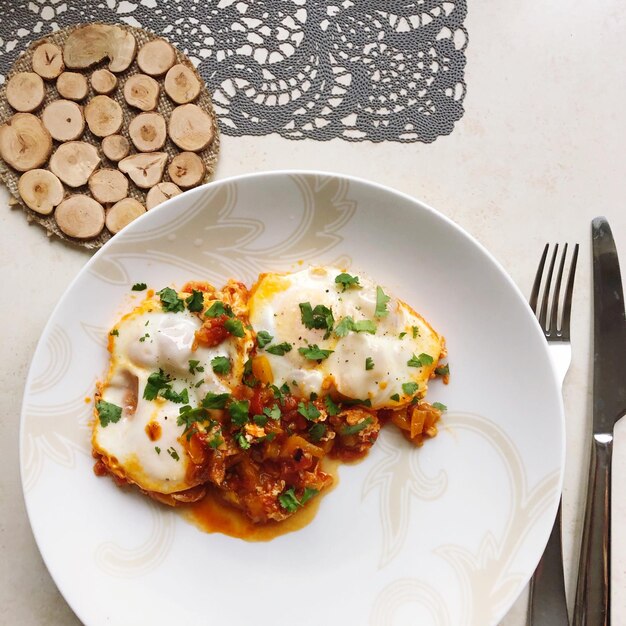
526;242;580;626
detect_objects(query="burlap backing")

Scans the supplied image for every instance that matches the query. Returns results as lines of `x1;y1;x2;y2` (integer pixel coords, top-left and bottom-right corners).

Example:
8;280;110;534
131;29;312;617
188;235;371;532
0;23;220;250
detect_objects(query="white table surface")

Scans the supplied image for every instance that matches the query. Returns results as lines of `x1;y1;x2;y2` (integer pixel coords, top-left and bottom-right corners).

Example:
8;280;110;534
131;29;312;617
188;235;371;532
2;1;626;624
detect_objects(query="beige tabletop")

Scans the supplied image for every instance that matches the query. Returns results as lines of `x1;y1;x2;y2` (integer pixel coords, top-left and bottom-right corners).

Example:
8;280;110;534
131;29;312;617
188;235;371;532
2;1;626;624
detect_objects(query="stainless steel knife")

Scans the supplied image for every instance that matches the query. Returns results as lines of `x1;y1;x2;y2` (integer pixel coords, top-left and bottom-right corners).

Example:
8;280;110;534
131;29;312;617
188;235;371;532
573;217;626;625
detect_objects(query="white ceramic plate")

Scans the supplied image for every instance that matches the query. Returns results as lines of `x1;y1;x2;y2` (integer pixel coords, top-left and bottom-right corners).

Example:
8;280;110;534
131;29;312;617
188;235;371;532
21;171;563;626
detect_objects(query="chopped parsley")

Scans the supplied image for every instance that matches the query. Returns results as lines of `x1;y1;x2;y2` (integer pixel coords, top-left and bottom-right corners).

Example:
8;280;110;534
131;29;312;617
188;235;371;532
229;399;250;426
402;382;419;396
253;414;268;426
412;325;419;338
309;423;326;442
407;353;434;368
335;316;377;337
167;447;180;461
139;333;150;342
432;402;448;412
341;417;373;436
365;357;375;370
235;432;251;450
211;356;231;375
278;487;319;513
188;359;204;374
374;286;391;318
204;301;232;318
390;393;400;402
278;488;300;513
185;289;204;312
157;287;184;313
263;405;281;420
298;344;333;360
271;383;291;400
256;330;274;348
109;329;119;336
301;487;319;504
155;446;161;454
201;392;230;409
224;318;245;338
335;272;360;291
143;369;172;401
177;405;209;437
435;364;450;376
242;357;258;388
340;397;372;408
161;387;189;404
325;395;341;416
208;433;224;449
131;283;147;291
96;400;122;427
297;401;321;421
299;302;334;338
265;342;292;356
398;331;407;339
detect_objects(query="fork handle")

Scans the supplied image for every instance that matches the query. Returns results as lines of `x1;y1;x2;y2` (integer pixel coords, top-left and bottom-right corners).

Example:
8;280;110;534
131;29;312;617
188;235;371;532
527;502;569;625
573;435;613;626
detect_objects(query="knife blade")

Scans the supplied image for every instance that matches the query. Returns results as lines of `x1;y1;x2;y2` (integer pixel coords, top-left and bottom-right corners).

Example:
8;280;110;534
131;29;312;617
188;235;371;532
574;216;626;626
591;217;626;433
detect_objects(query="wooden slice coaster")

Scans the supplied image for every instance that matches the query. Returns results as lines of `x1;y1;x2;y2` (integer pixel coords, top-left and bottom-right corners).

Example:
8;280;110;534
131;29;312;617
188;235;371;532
0;23;220;250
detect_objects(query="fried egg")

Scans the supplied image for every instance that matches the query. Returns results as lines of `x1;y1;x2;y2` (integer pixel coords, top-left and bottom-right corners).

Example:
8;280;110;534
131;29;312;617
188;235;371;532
92;292;251;494
248;266;443;408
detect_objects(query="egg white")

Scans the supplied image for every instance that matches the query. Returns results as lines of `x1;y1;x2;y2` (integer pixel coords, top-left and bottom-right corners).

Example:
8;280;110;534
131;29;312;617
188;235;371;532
248;266;443;408
93;295;249;494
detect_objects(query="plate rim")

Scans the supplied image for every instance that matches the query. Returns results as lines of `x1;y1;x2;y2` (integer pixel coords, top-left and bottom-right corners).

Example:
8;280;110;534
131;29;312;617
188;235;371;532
19;169;565;626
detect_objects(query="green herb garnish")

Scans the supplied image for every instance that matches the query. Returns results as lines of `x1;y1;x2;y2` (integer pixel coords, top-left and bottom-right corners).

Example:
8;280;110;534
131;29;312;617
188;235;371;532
211;356;231;375
143;369;172;401
432;402;447;412
161;387;189;404
224;318;245;338
188;359;204;374
96;400;122;427
157;287;184;313
299;302;335;338
263;405;281;420
335;316;377;337
297;401;321;421
229;399;250;426
204;301;232;318
365;357;374;370
325;395;341;416
435;364;450;376
374;286;391;318
185;290;204;312
298;344;333;360
131;283;147;291
341;417;373;436
265;342;292;356
309;423;326;442
201;392;230;409
334;272;360;291
402;382;419;396
256;330;273;348
407;353;434;368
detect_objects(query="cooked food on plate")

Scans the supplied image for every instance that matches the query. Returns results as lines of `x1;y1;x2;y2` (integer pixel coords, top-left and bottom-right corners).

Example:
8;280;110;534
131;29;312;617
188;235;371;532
92;266;448;527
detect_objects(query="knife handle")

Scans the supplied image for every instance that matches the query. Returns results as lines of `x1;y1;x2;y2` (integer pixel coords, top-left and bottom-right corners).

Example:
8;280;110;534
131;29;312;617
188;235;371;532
573;434;613;626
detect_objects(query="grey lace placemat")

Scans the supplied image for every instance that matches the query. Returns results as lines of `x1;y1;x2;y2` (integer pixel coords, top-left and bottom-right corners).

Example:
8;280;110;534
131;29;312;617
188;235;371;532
0;0;468;143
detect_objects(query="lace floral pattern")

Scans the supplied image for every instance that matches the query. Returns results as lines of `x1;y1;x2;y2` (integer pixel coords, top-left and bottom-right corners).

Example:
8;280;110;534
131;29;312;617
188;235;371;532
0;0;467;142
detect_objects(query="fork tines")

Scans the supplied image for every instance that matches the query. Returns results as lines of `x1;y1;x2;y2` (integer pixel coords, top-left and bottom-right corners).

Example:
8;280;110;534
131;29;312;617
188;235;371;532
529;243;580;340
